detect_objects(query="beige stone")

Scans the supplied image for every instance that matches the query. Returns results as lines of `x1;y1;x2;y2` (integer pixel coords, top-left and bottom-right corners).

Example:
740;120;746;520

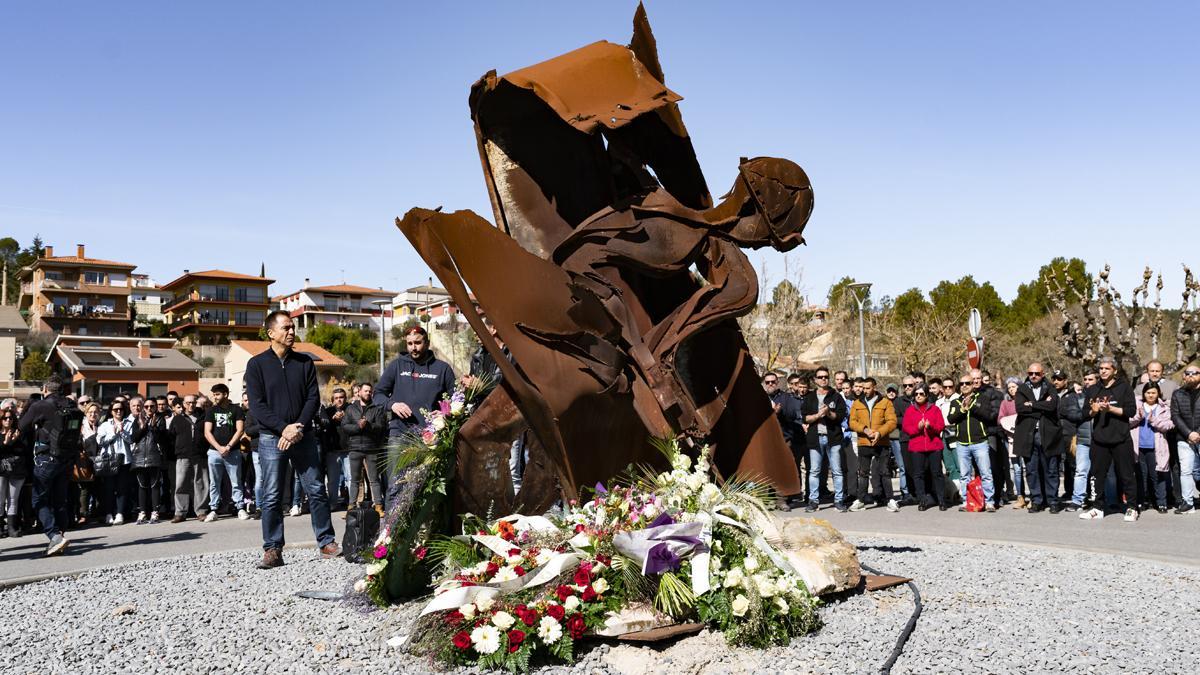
778;517;861;595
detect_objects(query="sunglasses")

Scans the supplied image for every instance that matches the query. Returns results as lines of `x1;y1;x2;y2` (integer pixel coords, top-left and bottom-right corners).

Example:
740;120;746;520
814;375;829;379
764;380;778;385
1186;370;1200;376
111;408;123;413
1028;371;1043;376
914;392;927;397
959;382;972;386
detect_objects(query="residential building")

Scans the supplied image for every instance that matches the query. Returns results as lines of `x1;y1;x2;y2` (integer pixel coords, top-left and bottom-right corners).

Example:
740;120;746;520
45;335;201;399
225;340;348;400
392;283;477;328
162;269;273;345
129;274;172;331
17;244;135;337
0;306;30;394
272;279;395;338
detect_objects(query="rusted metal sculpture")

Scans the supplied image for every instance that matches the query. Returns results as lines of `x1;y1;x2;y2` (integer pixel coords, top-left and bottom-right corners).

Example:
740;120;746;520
397;5;813;516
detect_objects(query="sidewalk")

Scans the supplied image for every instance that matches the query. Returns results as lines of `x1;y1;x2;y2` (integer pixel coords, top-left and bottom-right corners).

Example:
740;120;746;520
0;513;338;584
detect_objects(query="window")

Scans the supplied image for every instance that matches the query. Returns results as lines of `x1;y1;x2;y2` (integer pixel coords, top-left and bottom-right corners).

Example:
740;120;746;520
77;350;122;366
45;270;65;280
235;287;265;303
108;273;127;287
236;310;264;326
324;295;341;312
146;383;168;398
84;271;105;285
199;284;229;301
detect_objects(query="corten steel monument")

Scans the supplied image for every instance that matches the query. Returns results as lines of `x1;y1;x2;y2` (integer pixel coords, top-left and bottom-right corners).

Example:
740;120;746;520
398;6;813;516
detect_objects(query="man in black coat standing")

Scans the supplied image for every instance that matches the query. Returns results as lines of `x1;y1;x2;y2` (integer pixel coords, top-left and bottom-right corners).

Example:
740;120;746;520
1079;357;1139;522
1014;363;1063;513
801;366;848;512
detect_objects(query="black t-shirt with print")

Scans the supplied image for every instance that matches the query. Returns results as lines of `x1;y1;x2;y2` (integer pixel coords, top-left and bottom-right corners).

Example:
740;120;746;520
205;402;244;448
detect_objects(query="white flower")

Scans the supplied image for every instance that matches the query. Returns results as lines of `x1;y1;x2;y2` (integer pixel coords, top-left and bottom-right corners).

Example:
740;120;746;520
685;472;706;491
535;549;554;566
506;554;524;565
476;595;495;612
459;603;476;620
564;595;581;612
657;471;674;484
491;611;516;630
537;616;563;644
432;415;446;431
775;597;790;613
592;578;609;594
754;574;777;597
449;400;465;415
353;578;368;593
694;511;713;526
723;567;744;588
673;453;692;471
491;566;519;583
743;556;760;572
711;556;722;571
731;594;750;617
699;482;722;505
365;559;388;575
642;503;659;519
470;625;501;654
471;560;491;575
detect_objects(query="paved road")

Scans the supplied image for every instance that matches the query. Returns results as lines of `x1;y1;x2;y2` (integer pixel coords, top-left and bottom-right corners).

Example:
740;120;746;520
4;501;1200;584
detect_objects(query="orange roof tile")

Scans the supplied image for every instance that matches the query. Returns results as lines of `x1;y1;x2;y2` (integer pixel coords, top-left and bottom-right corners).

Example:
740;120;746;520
38;255;136;269
162;269;275;290
229;340;348;367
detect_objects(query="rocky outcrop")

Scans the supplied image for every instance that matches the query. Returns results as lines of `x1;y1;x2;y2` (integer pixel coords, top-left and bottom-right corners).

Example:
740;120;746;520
778;518;861;595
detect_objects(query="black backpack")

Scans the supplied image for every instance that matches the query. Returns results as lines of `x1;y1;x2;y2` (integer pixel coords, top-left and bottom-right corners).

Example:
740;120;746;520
41;399;84;458
342;505;381;564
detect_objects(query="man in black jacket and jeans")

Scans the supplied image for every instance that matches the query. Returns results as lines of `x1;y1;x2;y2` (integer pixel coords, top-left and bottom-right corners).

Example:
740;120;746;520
801;367;848;512
1171;366;1200;513
18;374;80;556
246;311;339;569
1079;357;1139;522
1014;363;1063;513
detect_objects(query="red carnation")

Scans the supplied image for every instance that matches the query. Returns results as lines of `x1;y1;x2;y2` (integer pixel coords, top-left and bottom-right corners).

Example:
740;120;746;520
452;631;471;650
556;585;574;602
508;548;521;557
546;604;566;620
507;629;526;653
574;524;585;533
573;568;591;587
514;566;527;577
414;547;428;561
581;586;598;603
566;614;587;639
444;610;464;627
596;554;612;566
486;562;500;577
521;608;538;626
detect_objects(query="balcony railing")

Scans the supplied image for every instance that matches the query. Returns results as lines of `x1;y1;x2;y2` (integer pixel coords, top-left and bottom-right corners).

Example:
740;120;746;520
44;305;127;320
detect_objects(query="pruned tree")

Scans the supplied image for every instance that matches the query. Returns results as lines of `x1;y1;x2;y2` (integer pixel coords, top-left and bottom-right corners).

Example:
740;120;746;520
738;256;821;372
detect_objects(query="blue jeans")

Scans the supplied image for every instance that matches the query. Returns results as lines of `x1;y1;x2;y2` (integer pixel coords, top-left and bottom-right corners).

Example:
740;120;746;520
889;439;909;497
32;454;70;539
252;450;262;505
1178;441;1200;503
207;449;244;513
258;434;335;550
1011;456;1027;496
808;436;844;504
955;441;995;503
1071;443;1091;505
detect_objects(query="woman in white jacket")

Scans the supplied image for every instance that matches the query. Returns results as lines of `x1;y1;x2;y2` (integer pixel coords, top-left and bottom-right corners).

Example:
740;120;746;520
96;400;133;525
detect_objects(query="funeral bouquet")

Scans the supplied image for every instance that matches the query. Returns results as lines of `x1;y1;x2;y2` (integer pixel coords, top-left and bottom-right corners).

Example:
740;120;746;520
396;441;820;672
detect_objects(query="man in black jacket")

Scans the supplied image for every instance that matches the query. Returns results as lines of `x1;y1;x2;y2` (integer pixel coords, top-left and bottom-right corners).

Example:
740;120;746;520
374;326;456;440
169;395;206;523
17;374;80;556
970;368;1007;505
1079;357;1138;522
1171;366;1200;513
764;372;800;511
801;367;848;512
1014;363;1063;513
246;311;339;569
341;382;388;514
318;388;349;512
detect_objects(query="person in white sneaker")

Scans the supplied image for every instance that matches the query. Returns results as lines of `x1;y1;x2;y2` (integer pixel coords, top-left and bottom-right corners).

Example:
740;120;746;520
1080;357;1138;522
202;384;247;522
848;378;900;512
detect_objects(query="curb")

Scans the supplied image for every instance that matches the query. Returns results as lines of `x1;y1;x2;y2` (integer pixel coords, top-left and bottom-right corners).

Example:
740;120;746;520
838;529;1200;569
0;540;327;590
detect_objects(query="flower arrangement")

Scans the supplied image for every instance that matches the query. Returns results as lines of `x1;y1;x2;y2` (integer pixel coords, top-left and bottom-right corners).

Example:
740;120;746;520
394;440;820;672
360;383;481;606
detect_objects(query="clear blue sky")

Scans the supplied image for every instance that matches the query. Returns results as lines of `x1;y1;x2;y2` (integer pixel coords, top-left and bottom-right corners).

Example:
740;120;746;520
3;2;1198;305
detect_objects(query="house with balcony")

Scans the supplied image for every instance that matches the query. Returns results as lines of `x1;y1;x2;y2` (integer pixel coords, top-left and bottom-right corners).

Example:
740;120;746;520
162;269;273;345
17;244;136;337
130;274;172;332
392;284;477;328
272;280;395;338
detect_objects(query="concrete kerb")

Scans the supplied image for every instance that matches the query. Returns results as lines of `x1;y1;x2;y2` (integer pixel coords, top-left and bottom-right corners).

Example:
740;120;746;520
0;539;322;590
839;528;1200;570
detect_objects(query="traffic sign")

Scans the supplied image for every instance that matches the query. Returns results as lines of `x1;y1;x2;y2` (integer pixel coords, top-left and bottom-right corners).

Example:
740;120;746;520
968;308;982;340
967;338;982;369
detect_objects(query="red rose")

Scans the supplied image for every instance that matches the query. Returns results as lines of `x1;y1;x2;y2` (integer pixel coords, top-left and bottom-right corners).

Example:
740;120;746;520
445;610;464;626
581;586;597;603
574;524;585;533
546;604;565;620
486;562;500;577
452;631;471;650
507;629;526;653
555;585;574;602
514;566;527;577
566;614;587;639
573;566;591;587
414;547;428;561
508;548;521;557
596;554;612;566
520;608;538;626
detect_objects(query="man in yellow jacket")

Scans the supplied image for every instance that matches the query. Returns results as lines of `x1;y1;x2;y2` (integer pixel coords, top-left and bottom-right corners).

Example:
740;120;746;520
848;377;900;512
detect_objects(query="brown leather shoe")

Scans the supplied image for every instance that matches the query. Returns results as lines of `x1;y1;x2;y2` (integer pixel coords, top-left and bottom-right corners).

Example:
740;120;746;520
258;548;285;569
320;542;341;559
170;515;186;524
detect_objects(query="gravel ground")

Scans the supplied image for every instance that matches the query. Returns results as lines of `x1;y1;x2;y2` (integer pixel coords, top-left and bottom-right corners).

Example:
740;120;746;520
3;537;1198;674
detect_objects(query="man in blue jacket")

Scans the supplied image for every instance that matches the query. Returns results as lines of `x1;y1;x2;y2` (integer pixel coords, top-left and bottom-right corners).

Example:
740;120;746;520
245;311;339;569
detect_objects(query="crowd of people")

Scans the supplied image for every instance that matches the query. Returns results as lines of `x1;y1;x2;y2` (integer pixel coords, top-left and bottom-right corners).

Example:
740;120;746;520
766;359;1200;523
1;315;464;563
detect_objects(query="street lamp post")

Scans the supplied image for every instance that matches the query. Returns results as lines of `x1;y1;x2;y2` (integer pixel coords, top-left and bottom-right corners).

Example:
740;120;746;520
371;300;391;376
848;282;872;377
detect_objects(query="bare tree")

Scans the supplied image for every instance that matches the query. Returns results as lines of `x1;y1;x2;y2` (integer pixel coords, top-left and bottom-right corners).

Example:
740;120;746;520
738;256;821;372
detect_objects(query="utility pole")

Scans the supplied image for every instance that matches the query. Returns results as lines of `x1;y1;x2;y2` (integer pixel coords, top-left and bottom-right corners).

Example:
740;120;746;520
848;282;872;377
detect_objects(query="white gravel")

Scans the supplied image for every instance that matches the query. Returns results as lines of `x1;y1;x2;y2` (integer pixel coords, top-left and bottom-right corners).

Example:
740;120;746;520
3;537;1197;674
